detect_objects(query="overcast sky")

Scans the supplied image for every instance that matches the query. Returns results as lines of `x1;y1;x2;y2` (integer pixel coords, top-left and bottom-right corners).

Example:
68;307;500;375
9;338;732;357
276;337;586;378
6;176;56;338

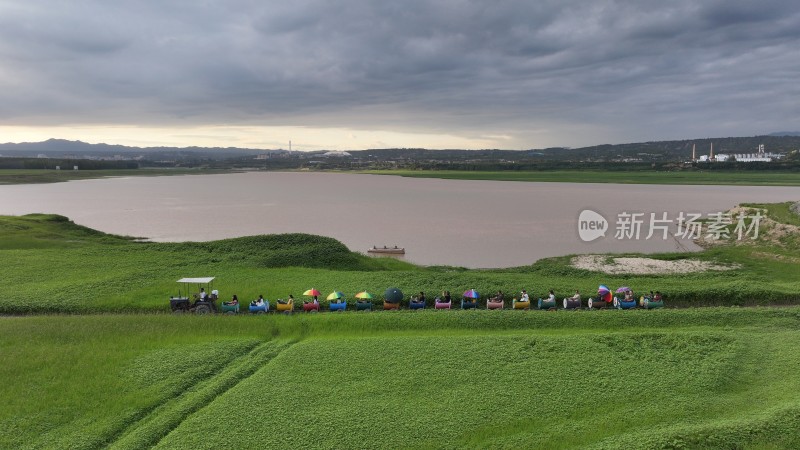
0;0;798;150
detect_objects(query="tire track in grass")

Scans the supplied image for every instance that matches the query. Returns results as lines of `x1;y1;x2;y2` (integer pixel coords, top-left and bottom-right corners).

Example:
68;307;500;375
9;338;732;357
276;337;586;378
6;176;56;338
108;339;296;450
19;339;264;450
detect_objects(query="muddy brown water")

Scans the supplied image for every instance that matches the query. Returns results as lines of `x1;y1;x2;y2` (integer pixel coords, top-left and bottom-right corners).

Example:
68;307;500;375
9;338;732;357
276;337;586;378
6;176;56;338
1;172;798;268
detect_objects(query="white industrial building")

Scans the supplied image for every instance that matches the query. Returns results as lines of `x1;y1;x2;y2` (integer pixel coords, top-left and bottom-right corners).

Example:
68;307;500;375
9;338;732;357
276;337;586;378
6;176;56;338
697;144;784;162
322;151;352;157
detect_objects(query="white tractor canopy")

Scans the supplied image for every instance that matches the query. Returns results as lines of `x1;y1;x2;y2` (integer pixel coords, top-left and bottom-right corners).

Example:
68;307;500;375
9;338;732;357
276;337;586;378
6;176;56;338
177;277;215;284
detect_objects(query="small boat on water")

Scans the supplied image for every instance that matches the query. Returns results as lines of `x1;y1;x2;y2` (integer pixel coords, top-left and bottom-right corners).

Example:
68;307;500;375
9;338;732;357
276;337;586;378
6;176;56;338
367;246;405;255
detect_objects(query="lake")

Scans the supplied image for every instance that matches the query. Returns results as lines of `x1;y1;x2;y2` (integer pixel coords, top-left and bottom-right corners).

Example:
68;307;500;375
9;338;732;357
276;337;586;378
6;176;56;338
1;172;799;268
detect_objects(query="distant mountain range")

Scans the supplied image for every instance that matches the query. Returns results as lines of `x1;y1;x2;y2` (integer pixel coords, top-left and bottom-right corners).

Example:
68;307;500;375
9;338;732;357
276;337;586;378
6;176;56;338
1;135;799;161
0;138;282;159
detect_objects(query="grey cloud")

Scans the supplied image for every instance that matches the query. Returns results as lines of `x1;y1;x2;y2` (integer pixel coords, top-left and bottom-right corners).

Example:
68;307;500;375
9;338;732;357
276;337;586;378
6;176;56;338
0;0;799;147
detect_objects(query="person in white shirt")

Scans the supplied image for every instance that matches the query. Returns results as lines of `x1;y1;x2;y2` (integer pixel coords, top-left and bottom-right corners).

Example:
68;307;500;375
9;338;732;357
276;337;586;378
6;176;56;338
251;295;265;307
193;288;208;307
520;290;530;302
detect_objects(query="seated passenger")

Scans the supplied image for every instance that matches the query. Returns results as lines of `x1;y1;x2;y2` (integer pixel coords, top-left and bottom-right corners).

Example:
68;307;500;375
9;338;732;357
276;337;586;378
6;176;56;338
547;290;556;302
654;291;663;301
624;290;633;301
520;290;530;302
251;295;265;307
572;290;581;301
224;294;238;306
278;294;293;305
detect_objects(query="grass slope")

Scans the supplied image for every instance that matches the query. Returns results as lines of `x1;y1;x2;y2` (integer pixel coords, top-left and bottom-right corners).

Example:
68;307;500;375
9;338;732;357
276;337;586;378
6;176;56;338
362;169;800;186
2;310;800;449
2;202;799;313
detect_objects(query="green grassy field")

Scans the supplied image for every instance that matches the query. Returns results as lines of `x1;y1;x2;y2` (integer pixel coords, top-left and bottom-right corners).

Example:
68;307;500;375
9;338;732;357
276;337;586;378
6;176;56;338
361;169;800;186
0;168;232;185
2;201;799;448
2;310;800;449
2;201;799;314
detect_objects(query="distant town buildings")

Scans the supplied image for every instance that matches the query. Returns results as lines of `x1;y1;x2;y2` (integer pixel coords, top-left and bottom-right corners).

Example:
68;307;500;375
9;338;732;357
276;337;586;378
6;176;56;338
696;143;783;163
322;151;352;157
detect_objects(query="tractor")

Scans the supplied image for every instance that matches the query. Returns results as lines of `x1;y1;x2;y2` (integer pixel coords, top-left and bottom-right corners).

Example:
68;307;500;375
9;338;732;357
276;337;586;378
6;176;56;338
169;277;218;314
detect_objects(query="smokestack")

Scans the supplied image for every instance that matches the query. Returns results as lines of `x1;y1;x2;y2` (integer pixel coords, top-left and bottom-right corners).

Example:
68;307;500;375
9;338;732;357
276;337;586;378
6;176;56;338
692;144;696;161
710;142;714;160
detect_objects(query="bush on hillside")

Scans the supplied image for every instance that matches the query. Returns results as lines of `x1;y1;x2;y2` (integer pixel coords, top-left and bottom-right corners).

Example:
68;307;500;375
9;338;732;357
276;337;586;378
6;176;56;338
173;233;372;270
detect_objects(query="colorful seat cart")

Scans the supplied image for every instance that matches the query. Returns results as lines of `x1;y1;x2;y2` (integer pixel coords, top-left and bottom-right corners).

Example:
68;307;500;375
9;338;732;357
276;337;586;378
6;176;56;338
513;299;531;310
409;299;426;310
276;299;294;314
303;301;320;312
329;300;347;312
613;297;637;309
642;298;664;309
248;301;269;314
562;298;581;309
434;299;451;309
587;297;607;309
383;301;400;310
221;302;239;314
537;298;557;310
487;299;504;310
356;300;373;311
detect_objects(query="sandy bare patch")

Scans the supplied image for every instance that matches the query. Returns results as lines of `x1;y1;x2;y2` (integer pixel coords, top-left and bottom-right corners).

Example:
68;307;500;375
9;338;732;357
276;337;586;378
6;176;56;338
571;255;740;275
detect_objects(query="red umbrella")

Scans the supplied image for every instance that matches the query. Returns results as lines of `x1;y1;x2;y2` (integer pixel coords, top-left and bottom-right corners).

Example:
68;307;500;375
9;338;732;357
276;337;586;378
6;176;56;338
303;288;321;297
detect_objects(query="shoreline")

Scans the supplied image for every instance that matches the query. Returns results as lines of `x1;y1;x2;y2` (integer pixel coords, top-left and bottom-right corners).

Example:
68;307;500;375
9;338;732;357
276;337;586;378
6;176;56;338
359;168;800;186
2;167;800;187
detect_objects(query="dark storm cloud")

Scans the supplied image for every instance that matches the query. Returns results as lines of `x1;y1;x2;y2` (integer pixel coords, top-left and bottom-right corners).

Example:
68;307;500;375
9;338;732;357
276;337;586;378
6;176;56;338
0;0;799;146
